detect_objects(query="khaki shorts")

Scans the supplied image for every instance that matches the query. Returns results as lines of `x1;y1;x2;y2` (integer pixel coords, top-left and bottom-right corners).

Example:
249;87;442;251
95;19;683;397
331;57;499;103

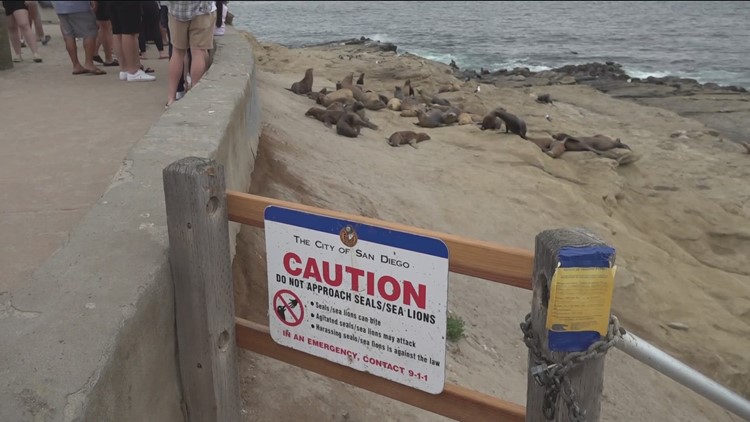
168;12;215;50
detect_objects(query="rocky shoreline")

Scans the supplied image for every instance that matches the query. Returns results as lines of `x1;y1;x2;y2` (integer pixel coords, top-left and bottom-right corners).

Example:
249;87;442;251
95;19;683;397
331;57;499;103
307;37;750;145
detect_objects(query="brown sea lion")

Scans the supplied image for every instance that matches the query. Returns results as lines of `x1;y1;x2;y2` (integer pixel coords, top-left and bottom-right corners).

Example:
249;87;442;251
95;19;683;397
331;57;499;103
336;112;376;138
492;109;527;139
418;89;451;107
346;102;378;129
378;94;389;105
403;79;415;97
546;140;567;158
387;131;431;149
319;88;354;107
457;113;473;125
394;86;405;100
307;87;327;101
341;72;354;90
400;110;419;118
536;93;553;104
553;133;631;151
438;82;461;93
326;102;345;111
305;107;343;128
387;98;402;111
479;114;503;130
356;73;365;85
525;136;554;151
360;91;387;110
414;109;455;128
288;68;313;95
400;97;421;112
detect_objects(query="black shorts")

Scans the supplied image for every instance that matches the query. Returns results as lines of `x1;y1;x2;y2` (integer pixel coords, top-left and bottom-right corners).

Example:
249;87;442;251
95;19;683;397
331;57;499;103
3;1;28;16
95;0;109;21
109;0;142;35
159;5;168;29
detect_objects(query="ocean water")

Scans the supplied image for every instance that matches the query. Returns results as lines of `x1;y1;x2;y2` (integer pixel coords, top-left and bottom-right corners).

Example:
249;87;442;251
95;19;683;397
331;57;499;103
231;1;750;88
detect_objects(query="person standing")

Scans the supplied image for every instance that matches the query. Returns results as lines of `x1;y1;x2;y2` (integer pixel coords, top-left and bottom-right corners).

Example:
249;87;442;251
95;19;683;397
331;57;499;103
3;0;42;62
109;0;155;81
138;0;167;59
52;0;104;74
93;0;118;66
165;1;214;107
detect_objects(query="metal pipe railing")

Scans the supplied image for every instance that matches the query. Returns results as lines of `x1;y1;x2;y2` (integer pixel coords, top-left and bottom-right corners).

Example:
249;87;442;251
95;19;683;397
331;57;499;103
614;331;750;421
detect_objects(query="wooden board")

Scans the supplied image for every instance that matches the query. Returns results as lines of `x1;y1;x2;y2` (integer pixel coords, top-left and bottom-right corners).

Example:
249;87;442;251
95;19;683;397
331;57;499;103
236;318;525;422
226;191;533;290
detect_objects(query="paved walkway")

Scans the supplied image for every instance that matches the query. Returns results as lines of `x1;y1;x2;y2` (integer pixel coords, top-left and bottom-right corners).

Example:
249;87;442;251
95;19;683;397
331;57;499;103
0;9;170;292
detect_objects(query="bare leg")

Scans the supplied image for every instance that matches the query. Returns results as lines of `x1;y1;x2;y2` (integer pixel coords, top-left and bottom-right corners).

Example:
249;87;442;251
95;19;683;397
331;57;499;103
121;33;140;73
6;15;22;57
83;36;102;72
27;1;47;41
13;9;40;58
167;47;187;106
112;34;126;73
63;36;85;72
189;47;208;87
96;20;114;62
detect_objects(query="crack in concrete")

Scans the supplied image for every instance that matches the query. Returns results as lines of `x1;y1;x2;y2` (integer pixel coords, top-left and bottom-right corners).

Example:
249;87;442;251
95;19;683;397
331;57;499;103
0;207;89;215
0;292;42;320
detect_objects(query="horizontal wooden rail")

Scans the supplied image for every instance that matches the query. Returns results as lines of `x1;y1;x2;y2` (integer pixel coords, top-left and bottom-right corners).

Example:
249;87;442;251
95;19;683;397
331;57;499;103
235;318;525;422
226;191;533;290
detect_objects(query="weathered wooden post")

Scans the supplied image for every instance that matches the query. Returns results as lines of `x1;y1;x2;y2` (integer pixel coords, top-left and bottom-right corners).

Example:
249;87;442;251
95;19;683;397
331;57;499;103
524;228;618;422
163;157;242;422
0;6;14;70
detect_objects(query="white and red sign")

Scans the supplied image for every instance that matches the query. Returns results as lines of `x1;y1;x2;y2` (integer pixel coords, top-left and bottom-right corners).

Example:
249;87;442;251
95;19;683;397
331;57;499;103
264;206;449;394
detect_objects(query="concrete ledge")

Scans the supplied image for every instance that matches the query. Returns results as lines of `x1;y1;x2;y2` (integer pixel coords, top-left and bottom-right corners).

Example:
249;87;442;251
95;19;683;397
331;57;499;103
0;27;260;422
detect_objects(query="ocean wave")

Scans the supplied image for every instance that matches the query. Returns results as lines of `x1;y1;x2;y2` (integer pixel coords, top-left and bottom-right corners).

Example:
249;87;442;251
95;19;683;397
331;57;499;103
365;33;393;44
622;68;672;80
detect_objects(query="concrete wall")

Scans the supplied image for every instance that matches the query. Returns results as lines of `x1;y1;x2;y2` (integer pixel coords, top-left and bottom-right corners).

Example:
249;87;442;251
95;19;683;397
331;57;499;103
0;27;260;422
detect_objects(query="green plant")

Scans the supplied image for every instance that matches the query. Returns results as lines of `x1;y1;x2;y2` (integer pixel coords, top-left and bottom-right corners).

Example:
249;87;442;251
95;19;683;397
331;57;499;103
446;313;465;342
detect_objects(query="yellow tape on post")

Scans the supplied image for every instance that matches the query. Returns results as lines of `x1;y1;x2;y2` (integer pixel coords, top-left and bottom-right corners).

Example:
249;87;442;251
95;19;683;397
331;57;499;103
545;266;617;336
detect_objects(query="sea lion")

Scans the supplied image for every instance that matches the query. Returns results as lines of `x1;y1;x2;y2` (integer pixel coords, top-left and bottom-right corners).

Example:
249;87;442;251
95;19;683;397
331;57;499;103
288;68;313;95
387;98;402;111
356;73;365;85
346;102;378;129
742;141;750;154
414;109;454;128
378;94;389;105
553;133;631;151
438;82;461;93
305;107;346;128
403;79;415;97
546;140;567;158
492;109;527;139
449;59;459;70
525;136;554;151
326;102;345;111
479;113;503;130
418;89;451;107
336;112;376;138
360;91;387;110
319;88;354;107
341;72;354;90
536;93;553;104
457;113;473;125
307;87;328;101
387;131;431;149
400;96;421;112
336;81;342;90
394;86;405;100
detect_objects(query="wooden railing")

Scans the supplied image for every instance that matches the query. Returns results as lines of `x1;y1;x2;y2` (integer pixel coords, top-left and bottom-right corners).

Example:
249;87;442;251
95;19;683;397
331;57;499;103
163;157;616;422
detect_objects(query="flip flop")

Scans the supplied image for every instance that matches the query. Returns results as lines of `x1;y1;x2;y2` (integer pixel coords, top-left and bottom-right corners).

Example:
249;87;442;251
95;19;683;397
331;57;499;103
139;65;155;73
72;69;91;75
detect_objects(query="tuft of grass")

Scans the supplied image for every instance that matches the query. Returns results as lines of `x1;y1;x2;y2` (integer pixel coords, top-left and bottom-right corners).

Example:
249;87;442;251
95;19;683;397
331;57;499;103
446;313;466;342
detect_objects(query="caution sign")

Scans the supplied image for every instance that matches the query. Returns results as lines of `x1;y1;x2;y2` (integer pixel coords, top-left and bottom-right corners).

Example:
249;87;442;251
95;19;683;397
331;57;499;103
546;266;617;336
273;289;304;327
264;206;449;394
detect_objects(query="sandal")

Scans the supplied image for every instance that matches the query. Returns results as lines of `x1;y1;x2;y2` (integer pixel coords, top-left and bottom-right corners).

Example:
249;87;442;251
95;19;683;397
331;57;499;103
93;55;103;64
72;68;91;75
103;59;119;67
139;64;155;73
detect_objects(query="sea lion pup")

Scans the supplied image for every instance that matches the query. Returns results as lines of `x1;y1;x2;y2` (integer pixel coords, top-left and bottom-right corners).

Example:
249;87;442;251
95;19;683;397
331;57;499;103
387;131;431;149
340;72;354;90
307;87;328;102
357;90;387;110
457;113;473;125
394;86;405;100
403;79;415;97
318;88;354;107
536;93;553;104
552;133;631;151
546;140;568;158
356;73;365;85
414;109;455;128
492;108;528;139
336;112;374;138
346;102;378;129
438;82;461;93
399;97;423;117
479;114;503;131
387;98;402;111
525;136;554;152
418;89;451;107
288;68;313;95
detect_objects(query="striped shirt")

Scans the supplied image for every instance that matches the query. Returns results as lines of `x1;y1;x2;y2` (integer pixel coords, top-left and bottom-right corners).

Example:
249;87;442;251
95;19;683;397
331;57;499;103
167;1;213;21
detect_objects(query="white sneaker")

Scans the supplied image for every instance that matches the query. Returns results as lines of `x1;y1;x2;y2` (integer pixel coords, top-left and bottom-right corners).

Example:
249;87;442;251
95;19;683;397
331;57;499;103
127;69;156;82
119;71;127;81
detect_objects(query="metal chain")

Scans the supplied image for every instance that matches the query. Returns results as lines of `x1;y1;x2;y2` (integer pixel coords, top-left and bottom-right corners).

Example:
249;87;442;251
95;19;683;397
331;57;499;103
521;313;624;421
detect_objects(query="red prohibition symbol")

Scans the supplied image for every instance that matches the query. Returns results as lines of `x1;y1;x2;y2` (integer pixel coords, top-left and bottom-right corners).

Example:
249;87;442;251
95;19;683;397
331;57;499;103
273;289;304;327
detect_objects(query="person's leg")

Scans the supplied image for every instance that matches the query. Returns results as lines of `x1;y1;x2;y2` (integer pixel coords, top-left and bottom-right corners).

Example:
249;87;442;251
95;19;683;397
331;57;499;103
167;14;190;104
27;1;48;43
97;20;114;63
6;14;23;60
74;12;103;72
12;8;40;59
159;5;168;45
109;2;128;79
58;14;85;72
187;12;215;87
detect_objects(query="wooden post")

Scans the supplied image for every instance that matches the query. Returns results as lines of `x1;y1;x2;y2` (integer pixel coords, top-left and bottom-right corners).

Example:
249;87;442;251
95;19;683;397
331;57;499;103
526;228;615;422
0;6;14;70
163;157;241;422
